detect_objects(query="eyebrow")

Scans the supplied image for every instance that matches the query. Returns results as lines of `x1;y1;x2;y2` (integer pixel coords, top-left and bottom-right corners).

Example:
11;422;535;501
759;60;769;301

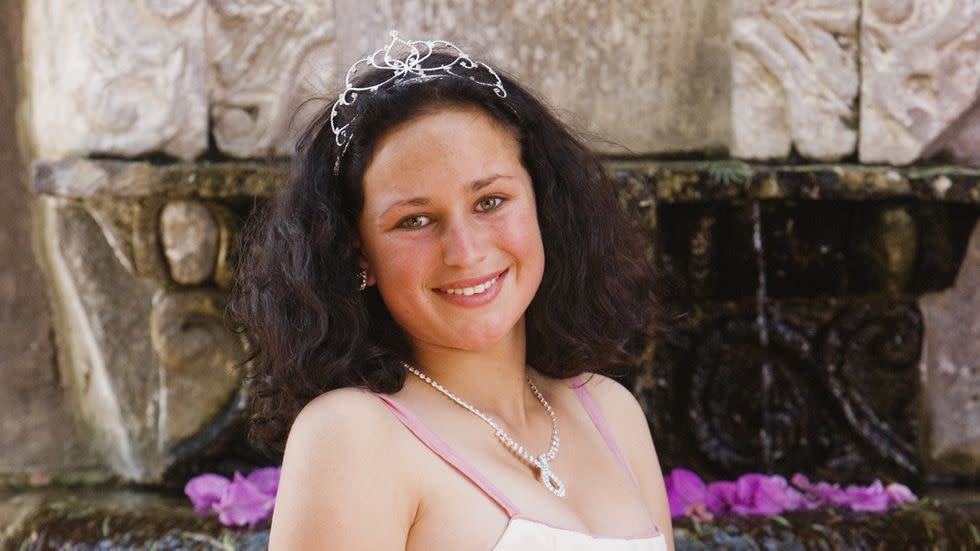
379;174;510;217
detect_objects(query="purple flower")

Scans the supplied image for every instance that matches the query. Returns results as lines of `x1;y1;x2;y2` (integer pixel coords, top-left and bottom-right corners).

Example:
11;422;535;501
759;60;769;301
839;480;890;512
791;473;846;508
791;474;916;513
665;469;713;521
184;467;282;527
705;480;737;514
246;466;281;497
214;472;276;527
886;482;916;507
185;474;230;515
667;469;916;520
730;474;804;516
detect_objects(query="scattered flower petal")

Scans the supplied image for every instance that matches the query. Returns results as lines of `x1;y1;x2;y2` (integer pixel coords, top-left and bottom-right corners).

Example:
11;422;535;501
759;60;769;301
666;469;917;520
215;472;276;527
185;474;230;515
886;482;916;507
665;469;708;519
246;466;281;497
840;480;890;512
705;480;737;515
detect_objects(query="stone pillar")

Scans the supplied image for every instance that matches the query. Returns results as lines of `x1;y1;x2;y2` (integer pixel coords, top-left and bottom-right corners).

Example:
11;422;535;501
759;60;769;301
0;0;102;481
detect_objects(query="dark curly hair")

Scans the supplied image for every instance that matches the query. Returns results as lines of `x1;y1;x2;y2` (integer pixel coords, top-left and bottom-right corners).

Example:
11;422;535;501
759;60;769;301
228;49;657;452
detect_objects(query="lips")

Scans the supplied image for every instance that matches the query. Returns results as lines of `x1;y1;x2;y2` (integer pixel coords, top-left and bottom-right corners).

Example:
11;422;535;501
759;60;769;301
434;269;508;300
440;274;501;296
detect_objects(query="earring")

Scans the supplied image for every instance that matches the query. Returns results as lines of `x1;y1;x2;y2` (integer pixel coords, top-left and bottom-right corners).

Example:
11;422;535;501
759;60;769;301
357;269;368;291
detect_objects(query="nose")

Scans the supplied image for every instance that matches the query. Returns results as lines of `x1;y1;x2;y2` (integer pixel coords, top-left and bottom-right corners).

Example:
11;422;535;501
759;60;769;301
440;214;486;268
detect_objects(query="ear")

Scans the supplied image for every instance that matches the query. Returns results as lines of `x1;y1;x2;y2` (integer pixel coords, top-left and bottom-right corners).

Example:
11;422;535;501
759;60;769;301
353;238;377;286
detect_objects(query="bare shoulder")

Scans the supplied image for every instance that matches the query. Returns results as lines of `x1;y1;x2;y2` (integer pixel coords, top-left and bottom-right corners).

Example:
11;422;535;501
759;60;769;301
269;387;419;550
290;386;402;441
576;372;674;548
576;373;647;430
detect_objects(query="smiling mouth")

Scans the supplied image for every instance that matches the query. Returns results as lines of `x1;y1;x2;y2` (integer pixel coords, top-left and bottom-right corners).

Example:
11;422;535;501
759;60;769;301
435;269;507;296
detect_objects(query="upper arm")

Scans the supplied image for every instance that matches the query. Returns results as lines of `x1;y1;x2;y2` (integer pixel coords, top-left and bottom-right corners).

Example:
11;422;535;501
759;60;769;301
584;374;675;551
268;389;419;551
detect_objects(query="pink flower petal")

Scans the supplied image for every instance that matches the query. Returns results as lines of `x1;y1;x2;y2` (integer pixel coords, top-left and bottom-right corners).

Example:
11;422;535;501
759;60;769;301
246;467;281;497
886;482;916;507
841;480;889;512
666;469;707;519
215;471;275;526
706;481;737;514
185;474;230;515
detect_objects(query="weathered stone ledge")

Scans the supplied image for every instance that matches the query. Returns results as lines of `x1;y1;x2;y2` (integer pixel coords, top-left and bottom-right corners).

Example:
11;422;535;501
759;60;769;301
33;160;980;205
0;489;268;551
2;489;976;551
32;160;284;199
672;498;979;550
609;161;980;204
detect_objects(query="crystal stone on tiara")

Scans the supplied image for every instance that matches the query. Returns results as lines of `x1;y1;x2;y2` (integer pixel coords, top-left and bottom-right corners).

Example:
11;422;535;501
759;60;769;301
329;31;507;163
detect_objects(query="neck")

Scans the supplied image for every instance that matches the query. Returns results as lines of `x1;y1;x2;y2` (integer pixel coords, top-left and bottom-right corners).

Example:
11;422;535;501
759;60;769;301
407;319;536;428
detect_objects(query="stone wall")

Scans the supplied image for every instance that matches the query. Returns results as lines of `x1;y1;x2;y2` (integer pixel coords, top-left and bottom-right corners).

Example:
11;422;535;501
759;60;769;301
0;0;102;482
21;0;980;166
5;0;980;488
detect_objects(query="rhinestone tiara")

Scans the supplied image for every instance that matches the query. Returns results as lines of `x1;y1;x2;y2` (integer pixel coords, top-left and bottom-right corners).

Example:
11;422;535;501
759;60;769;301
329;31;507;172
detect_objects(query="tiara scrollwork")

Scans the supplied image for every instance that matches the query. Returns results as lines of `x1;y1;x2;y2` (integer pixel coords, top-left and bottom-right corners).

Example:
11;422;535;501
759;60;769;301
329;31;507;174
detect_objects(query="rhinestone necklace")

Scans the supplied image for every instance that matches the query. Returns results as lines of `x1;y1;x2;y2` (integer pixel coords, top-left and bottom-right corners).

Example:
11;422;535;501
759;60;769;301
402;362;566;497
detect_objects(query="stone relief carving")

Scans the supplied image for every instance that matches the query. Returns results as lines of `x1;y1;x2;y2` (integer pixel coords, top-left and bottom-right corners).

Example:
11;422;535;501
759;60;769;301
208;0;336;157
732;0;859;161
150;290;246;452
26;0;207;160
160;201;219;285
34;161;254;482
860;0;980;166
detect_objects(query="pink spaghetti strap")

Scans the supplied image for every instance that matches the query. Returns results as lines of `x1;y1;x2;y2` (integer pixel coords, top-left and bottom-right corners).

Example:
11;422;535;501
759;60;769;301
371;393;521;518
568;376;642;489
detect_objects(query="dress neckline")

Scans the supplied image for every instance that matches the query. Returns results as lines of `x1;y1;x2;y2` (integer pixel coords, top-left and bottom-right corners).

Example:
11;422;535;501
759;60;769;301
371;375;662;541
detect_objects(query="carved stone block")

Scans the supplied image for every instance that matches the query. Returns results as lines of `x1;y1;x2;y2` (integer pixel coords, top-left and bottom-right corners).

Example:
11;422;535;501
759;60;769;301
207;0;336;157
860;0;980;166
647;299;922;481
333;0;731;155
160;200;219;285
732;0;860;161
37;198;245;482
919;221;980;476
25;0;208;160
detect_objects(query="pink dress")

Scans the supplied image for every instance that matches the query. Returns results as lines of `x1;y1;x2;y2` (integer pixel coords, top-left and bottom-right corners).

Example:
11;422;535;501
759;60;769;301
373;377;669;550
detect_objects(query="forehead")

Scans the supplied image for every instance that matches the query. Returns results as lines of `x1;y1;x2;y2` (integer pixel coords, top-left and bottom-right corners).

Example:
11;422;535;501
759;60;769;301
360;107;522;206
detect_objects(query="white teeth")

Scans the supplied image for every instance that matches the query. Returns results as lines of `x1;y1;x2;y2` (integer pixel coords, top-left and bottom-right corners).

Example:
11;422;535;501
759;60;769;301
442;275;499;296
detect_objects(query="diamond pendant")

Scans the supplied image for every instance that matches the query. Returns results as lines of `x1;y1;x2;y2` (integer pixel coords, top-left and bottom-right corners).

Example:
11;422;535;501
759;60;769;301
537;456;566;497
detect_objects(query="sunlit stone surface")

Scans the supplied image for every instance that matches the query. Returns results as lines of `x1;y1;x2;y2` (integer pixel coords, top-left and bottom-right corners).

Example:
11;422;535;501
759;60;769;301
860;0;980;166
732;0;860;161
333;0;731;156
25;0;208;160
160;200;219;285
919;220;980;476
208;0;336;157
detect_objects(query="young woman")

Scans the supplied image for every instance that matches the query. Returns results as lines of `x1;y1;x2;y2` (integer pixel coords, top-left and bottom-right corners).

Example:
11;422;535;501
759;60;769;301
231;33;674;550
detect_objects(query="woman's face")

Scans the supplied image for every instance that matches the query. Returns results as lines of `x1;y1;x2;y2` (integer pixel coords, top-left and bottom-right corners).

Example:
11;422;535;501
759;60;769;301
357;106;545;353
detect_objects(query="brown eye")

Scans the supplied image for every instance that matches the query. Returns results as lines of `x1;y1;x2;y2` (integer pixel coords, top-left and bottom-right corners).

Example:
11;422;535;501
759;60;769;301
398;215;431;229
476;196;504;212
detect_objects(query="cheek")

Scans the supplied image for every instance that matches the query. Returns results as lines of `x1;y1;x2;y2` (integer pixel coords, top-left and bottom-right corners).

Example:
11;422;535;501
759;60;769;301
501;207;545;282
371;240;431;290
